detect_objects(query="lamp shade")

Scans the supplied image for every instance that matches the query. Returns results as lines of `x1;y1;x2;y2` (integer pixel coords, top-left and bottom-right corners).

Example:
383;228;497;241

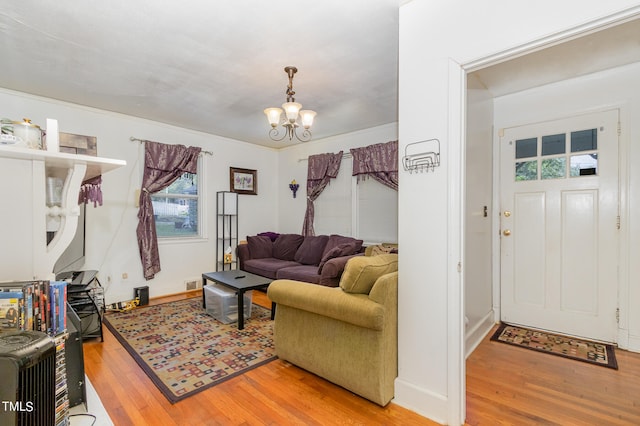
264;107;283;127
282;102;302;122
299;110;316;129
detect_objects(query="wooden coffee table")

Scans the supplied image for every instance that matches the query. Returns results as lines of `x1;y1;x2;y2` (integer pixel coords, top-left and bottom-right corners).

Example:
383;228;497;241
201;270;274;329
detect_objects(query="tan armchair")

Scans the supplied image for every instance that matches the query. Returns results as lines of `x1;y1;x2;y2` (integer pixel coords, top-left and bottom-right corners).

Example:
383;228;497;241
267;254;398;406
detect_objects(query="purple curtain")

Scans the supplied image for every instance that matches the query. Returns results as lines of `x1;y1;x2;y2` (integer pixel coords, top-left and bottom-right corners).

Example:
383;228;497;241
301;151;343;236
136;141;201;280
350;140;398;190
79;175;103;207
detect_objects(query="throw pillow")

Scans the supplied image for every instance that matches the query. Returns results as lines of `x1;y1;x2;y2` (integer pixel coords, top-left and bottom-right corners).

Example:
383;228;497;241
317;242;357;274
247;235;273;259
294;235;330;266
340;254;398;294
258;231;280;242
322;234;364;258
272;234;305;261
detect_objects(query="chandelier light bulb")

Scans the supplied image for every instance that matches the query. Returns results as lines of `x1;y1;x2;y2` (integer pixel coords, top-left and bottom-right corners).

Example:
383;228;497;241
264;107;282;127
299;110;316;129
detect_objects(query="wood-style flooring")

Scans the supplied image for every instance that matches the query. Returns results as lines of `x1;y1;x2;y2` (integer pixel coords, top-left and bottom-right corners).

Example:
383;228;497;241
82;291;640;425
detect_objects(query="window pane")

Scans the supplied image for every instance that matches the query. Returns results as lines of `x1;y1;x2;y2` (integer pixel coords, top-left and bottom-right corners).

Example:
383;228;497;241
541;157;566;179
570;154;598;177
152;172;199;238
160;173;198;195
515;138;537;159
541;134;566;156
516;161;537;181
571;129;597;152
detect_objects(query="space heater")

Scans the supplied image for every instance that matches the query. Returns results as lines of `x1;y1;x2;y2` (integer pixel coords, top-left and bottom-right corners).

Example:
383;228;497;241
0;331;56;426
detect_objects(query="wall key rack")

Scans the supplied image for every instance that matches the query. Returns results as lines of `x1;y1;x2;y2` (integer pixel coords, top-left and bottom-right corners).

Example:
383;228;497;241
402;138;441;173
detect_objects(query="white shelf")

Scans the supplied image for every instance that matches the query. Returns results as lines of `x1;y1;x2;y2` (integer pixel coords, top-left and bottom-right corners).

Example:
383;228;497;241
0;145;126;180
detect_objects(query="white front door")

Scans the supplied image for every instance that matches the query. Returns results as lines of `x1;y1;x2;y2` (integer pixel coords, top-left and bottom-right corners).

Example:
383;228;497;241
500;110;619;342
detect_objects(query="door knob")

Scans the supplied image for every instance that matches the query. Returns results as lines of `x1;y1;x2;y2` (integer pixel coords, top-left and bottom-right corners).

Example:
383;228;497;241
504;211;511;217
503;229;511;236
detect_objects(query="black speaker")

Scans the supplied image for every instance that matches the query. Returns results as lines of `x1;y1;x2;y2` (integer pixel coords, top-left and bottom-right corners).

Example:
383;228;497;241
134;286;149;306
65;303;86;409
0;331;56;426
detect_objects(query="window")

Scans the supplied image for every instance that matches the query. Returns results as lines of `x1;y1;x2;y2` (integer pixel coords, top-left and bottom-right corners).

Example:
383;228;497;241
151;169;200;238
514;128;598;181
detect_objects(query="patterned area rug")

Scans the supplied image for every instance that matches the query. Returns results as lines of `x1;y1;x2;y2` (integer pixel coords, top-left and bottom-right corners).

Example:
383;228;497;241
491;323;618;370
103;297;276;403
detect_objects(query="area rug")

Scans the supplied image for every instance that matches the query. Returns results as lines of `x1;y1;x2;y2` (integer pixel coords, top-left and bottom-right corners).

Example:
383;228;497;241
103;297;276;403
490;323;618;370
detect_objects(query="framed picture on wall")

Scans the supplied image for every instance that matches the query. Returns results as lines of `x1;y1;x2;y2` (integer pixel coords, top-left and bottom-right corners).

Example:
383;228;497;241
230;167;257;195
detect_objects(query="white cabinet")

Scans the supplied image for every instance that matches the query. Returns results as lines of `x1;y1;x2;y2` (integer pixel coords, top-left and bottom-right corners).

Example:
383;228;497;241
0;146;125;281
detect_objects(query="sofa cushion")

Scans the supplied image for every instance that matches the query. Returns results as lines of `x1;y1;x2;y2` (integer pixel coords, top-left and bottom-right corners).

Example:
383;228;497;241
294;235;329;265
276;265;322;284
243;258;300;279
318;242;357;273
273;234;305;261
322;234;363;258
247;235;273;259
340;254;398;294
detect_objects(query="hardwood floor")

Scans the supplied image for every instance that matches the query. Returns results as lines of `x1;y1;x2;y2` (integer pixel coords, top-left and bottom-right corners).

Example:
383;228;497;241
82;291;640;425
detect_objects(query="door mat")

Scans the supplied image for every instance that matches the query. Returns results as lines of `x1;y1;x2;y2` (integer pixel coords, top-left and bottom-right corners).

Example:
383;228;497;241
490;323;618;369
103;297;276;403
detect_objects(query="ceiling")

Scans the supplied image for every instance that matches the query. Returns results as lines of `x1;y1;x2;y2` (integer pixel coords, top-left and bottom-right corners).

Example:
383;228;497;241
0;1;400;148
1;3;638;149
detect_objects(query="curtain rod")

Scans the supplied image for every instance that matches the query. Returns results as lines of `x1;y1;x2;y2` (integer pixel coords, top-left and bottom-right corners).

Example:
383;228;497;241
130;137;213;156
298;153;352;162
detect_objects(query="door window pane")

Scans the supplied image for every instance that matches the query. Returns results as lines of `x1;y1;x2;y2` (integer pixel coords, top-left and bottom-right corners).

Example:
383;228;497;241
516;161;537;181
515;138;537;159
571;129;597;152
570;154;598;177
541;157;566;180
542;134;566;156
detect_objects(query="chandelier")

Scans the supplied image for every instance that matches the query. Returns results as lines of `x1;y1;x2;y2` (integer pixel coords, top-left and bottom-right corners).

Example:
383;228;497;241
264;66;316;142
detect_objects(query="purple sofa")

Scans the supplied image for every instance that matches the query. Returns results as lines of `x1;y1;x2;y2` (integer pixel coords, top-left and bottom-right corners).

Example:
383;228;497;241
236;233;364;287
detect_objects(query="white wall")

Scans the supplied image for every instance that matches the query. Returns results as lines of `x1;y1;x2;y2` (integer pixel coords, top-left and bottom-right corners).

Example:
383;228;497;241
493;61;640;351
276;123;398;234
399;1;640;424
0;88;279;304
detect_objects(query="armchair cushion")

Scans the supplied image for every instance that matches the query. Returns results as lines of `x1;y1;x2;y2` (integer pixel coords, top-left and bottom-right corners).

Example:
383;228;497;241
339;254;398;294
246;235;273;259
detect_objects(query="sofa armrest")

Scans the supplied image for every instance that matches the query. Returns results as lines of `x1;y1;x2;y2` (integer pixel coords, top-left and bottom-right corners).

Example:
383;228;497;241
236;244;251;270
268;280;384;330
319;253;364;286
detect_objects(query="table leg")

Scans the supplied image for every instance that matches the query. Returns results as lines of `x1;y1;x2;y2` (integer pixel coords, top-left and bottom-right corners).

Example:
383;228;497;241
271;302;276;320
202;276;207;309
237;290;245;330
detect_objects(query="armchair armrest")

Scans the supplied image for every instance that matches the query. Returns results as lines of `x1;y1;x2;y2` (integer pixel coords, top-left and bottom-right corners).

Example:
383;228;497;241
268;280;384;330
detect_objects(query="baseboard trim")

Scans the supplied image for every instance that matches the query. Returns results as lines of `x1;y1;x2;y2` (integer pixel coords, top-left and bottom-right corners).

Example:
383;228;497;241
627;334;640;353
465;312;496;358
393;378;448;425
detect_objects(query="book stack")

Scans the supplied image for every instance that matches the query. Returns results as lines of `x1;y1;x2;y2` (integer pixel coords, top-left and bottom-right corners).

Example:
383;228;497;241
1;280;69;426
0;280;67;335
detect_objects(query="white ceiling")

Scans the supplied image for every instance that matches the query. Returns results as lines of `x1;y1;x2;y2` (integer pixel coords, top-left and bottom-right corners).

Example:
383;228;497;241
0;1;400;148
1;3;638;149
